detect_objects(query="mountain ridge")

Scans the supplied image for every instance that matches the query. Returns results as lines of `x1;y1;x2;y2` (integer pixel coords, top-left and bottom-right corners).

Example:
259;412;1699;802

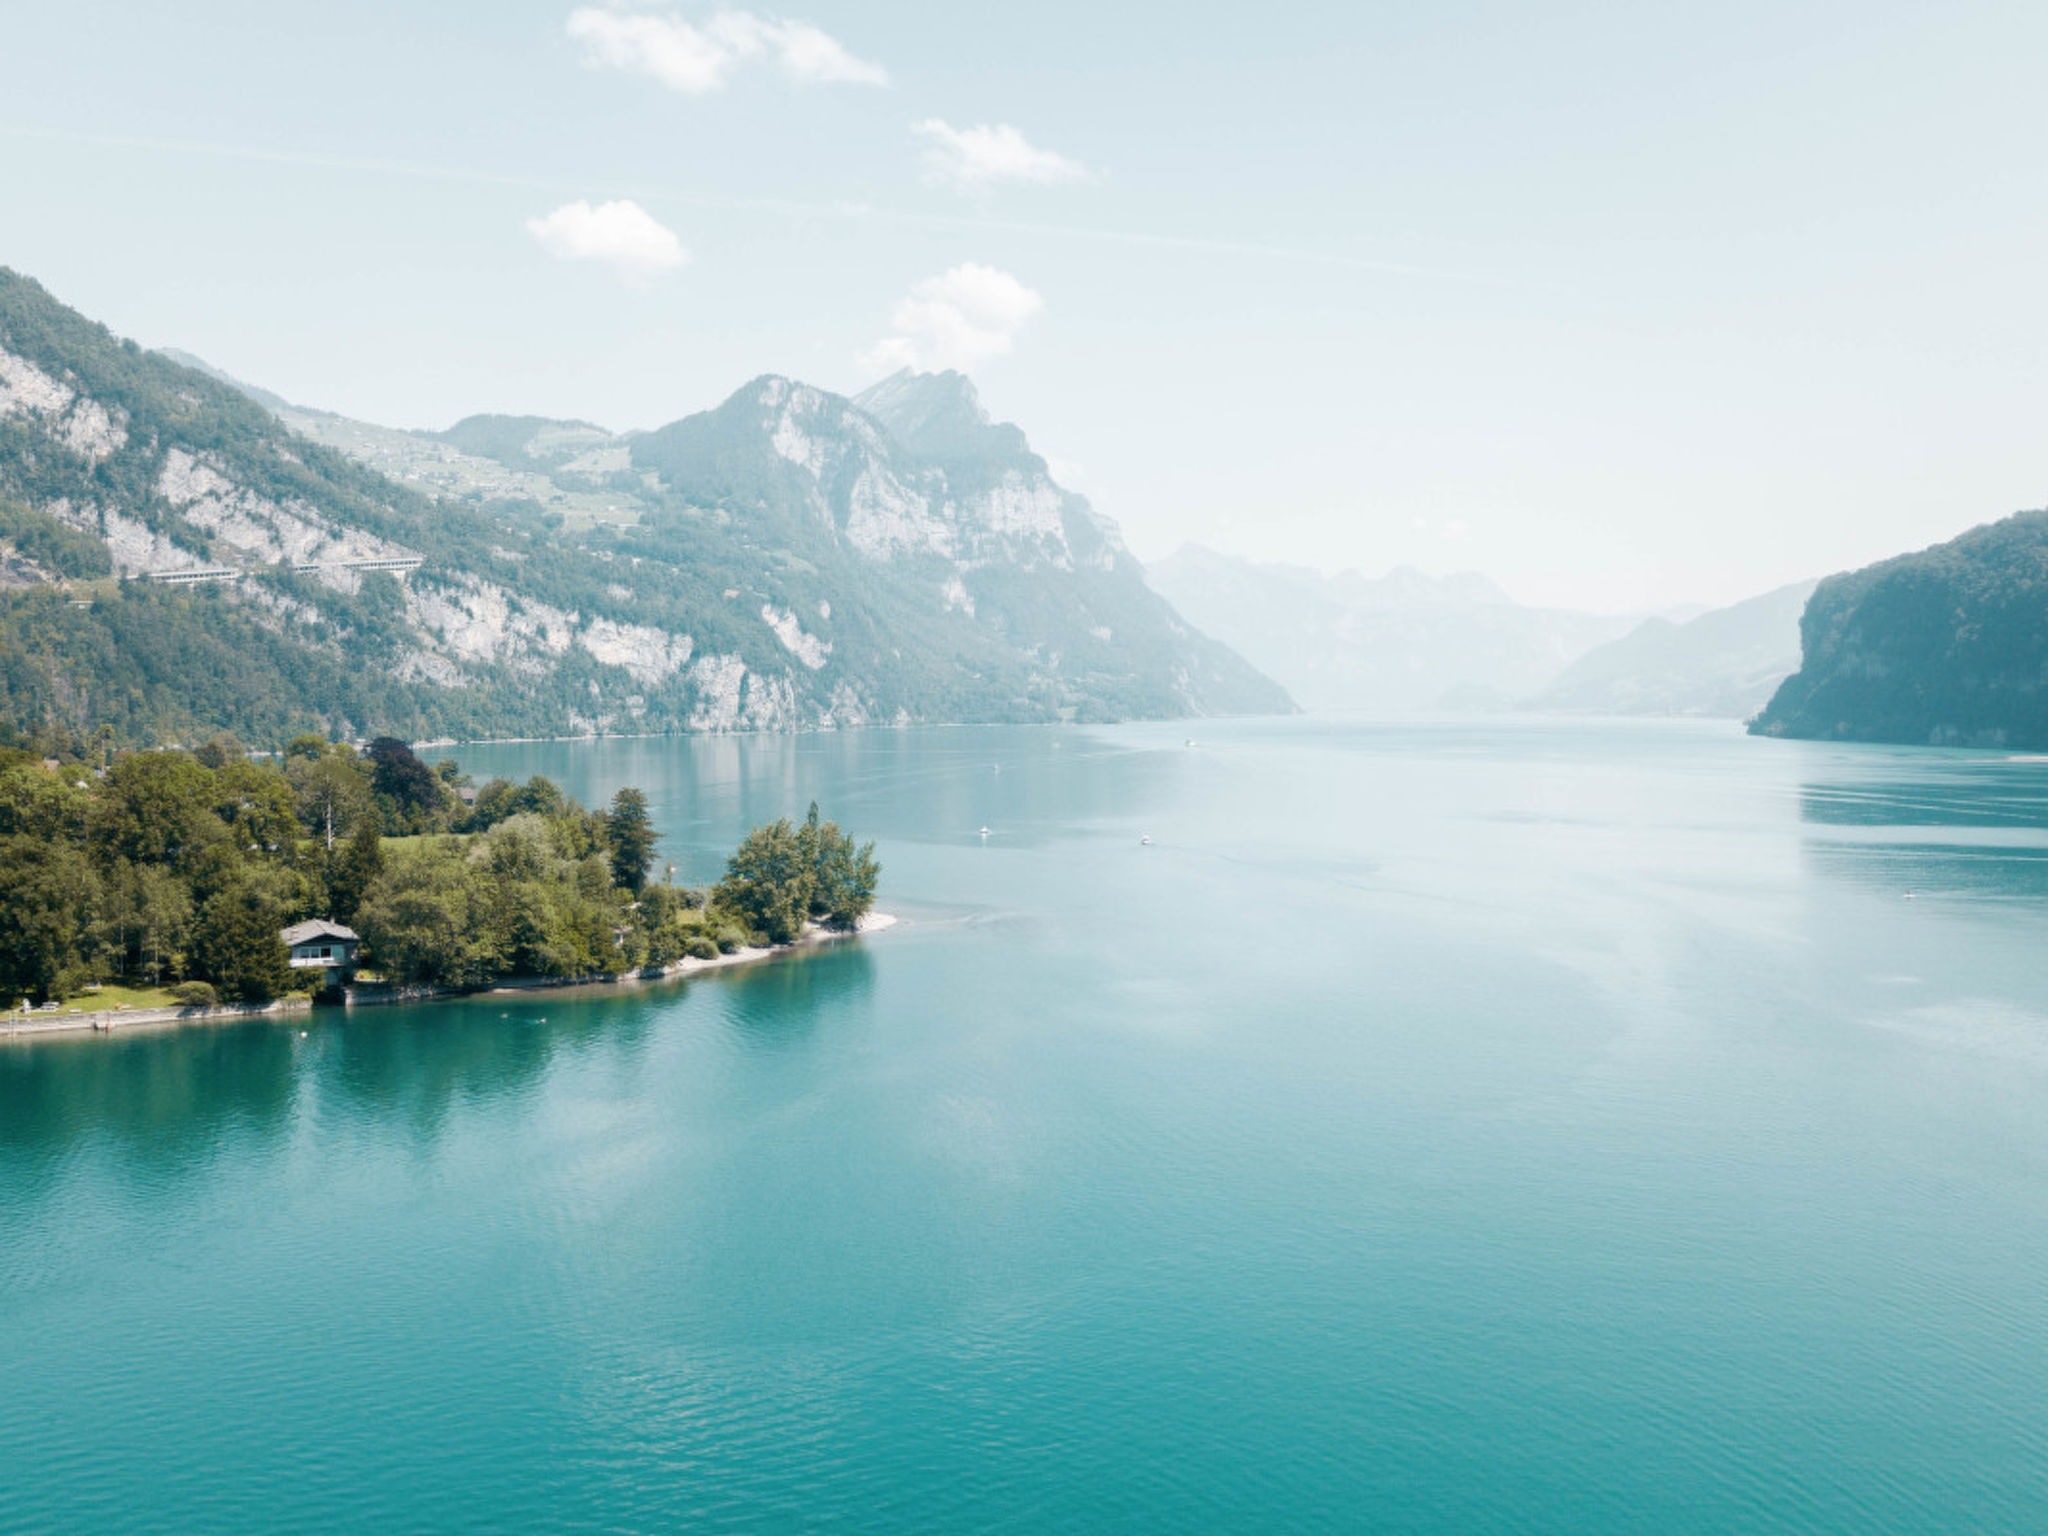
0;268;1288;749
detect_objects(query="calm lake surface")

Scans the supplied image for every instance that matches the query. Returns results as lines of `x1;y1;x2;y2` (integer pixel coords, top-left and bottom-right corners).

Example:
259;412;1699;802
6;718;2048;1533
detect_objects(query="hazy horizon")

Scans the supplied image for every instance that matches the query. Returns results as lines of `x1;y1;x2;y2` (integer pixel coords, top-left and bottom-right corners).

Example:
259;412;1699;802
6;0;2046;611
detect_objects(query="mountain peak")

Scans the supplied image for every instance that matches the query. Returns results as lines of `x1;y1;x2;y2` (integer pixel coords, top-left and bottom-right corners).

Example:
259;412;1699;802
853;368;1031;469
854;367;984;426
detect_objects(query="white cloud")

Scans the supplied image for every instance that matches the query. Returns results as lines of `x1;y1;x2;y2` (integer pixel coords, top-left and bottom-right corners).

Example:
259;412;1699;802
526;199;689;282
566;7;886;94
864;264;1045;374
912;119;1090;190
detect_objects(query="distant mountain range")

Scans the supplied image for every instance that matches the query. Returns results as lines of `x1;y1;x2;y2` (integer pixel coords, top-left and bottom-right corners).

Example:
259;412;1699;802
1754;510;2048;749
1145;545;1640;712
0;268;1287;748
1530;580;1816;719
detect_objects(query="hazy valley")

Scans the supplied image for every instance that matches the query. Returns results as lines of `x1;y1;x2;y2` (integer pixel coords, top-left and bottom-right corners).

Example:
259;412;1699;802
1148;544;1816;722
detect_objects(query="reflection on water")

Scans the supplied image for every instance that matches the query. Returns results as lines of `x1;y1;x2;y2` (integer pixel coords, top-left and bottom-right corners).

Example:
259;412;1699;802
1800;751;2048;900
429;727;1198;874
0;1025;299;1210
0;951;884;1198
718;945;876;1050
1803;841;2048;901
8;720;2048;1535
317;1001;622;1137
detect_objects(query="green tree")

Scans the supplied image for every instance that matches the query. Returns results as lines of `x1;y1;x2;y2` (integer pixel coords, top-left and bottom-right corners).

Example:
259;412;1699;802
711;818;812;944
0;837;99;1002
190;884;291;1003
289;749;372;850
193;732;245;770
354;844;491;987
327;820;384;924
105;861;193;986
0;762;91;841
366;736;443;833
796;802;881;930
93;751;226;873
604;787;658;894
816;830;881;931
213;760;301;857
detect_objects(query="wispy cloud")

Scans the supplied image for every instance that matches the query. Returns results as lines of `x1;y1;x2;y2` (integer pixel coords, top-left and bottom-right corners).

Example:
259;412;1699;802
0;125;1525;293
527;199;689;282
913;119;1091;191
864;264;1044;374
566;8;887;94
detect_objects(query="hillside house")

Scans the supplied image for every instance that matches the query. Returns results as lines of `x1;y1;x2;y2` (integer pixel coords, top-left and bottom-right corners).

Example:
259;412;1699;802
282;920;360;970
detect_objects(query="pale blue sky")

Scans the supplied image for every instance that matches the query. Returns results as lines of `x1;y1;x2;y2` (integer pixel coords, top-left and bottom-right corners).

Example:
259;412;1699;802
3;0;2045;609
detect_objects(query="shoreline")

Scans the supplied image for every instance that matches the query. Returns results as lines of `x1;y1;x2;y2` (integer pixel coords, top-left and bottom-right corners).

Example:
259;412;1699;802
1;914;898;1043
411;719;1101;749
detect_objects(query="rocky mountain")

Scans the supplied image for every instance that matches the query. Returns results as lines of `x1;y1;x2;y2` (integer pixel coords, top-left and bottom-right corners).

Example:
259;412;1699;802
0;269;1286;749
1529;579;1816;719
1146;543;1637;712
1753;510;2048;749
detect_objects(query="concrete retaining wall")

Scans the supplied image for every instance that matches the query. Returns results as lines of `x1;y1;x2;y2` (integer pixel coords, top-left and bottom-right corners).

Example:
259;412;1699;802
0;996;313;1040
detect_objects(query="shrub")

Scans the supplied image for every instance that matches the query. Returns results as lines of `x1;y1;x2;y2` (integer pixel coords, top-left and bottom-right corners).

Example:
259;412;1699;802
170;980;219;1008
683;934;719;960
713;925;748;954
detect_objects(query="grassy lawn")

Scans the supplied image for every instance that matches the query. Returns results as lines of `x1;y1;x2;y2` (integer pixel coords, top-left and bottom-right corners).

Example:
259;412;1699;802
67;983;182;1011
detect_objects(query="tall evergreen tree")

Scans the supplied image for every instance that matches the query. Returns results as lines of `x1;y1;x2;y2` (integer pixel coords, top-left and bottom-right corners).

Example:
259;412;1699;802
191;884;291;1003
604;787;658;894
328;820;384;924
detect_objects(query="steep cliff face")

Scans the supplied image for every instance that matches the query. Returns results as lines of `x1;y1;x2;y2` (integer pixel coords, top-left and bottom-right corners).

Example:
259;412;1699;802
1752;511;2048;749
0;268;1285;747
622;371;1286;723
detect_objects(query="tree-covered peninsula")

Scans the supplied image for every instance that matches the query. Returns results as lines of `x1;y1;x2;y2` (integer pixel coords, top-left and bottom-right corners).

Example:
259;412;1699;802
0;734;878;1009
1753;508;2048;750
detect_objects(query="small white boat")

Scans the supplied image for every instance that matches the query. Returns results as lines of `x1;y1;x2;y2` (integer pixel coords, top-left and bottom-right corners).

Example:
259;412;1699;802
1140;835;1153;846
979;825;992;838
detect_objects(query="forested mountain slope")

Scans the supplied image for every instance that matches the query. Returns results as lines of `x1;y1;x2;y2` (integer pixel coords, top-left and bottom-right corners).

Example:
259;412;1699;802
1753;511;2048;749
0;269;1286;749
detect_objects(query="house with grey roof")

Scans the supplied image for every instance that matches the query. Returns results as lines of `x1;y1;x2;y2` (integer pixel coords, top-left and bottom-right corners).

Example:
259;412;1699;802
281;920;360;971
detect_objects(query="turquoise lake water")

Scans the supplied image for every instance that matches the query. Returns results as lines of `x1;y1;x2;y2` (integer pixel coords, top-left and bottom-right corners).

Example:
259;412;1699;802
6;718;2048;1532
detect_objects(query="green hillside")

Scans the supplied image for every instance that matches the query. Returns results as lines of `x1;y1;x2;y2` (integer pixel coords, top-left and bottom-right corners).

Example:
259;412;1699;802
1752;510;2048;749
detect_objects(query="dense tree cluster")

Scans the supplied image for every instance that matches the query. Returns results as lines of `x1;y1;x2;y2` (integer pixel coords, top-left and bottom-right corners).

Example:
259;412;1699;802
1754;507;2048;750
0;734;878;1007
711;804;882;944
